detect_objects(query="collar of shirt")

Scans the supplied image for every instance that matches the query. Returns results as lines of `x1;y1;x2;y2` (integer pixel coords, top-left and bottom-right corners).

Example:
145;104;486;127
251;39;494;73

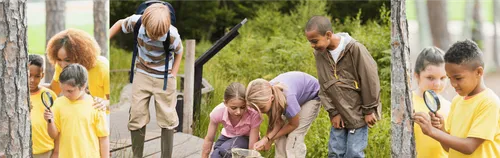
222;105;251;128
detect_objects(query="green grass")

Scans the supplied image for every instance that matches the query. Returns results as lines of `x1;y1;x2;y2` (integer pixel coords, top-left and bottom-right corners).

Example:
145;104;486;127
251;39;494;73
110;1;391;157
406;0;494;22
109;46;132;105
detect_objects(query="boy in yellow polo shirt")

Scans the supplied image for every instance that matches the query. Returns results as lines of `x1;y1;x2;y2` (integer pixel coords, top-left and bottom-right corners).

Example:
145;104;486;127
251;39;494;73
29;54;58;158
44;64;109;158
414;40;500;157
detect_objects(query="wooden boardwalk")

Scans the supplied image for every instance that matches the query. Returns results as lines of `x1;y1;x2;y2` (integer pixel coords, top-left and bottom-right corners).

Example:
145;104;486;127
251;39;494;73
110;84;203;158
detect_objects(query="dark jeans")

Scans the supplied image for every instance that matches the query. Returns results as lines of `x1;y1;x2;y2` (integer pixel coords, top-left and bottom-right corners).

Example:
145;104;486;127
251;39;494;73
211;135;249;158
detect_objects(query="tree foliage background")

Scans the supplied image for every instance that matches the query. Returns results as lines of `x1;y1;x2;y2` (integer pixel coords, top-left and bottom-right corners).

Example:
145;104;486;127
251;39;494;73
110;0;389;50
110;1;390;157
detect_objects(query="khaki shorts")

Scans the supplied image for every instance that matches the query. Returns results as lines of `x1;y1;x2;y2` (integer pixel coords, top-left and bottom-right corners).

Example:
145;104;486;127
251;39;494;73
128;72;178;131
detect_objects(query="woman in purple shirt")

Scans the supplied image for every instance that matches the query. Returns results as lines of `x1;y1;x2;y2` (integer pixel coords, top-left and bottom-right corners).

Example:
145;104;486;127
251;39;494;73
246;71;321;158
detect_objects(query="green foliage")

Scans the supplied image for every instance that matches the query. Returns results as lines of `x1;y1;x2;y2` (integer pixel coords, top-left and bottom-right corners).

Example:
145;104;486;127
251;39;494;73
110;0;388;52
193;1;391;157
109;46;132;105
110;1;390;157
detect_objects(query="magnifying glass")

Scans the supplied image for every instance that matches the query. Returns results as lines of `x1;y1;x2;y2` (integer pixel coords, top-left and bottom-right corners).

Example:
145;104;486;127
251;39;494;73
41;91;54;123
423;90;440;114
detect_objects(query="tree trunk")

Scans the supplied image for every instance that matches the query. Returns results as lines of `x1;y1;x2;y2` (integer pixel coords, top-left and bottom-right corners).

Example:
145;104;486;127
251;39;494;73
472;0;484;49
94;0;108;57
415;0;432;50
427;0;450;51
0;0;31;157
45;0;65;83
494;0;500;68
463;0;474;40
391;0;416;157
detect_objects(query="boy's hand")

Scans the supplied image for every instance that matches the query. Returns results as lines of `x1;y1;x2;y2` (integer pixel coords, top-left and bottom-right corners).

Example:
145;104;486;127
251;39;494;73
364;113;377;128
429;112;445;131
93;97;109;111
331;114;345;129
44;109;53;122
413;112;436;136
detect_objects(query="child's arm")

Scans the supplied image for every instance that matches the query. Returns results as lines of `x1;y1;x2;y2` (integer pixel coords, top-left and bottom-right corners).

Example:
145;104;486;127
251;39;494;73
171;48;183;77
414;112;485;154
201;120;218;158
99;136;110;158
50;136;60;158
109;19;124;39
248;126;260;150
355;44;381;121
44;109;59;139
269;115;299;141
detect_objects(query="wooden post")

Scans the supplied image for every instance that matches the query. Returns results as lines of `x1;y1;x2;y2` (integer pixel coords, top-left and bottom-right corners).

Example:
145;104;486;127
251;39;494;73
183;40;195;134
391;0;416;157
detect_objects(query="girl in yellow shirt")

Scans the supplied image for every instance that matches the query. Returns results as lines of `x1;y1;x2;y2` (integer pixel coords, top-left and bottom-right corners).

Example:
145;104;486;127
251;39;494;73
412;47;451;158
44;64;109;158
45;28;110;136
45;28;110;113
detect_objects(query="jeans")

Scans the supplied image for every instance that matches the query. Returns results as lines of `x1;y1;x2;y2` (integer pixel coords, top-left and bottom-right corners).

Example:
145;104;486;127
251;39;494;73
328;125;368;158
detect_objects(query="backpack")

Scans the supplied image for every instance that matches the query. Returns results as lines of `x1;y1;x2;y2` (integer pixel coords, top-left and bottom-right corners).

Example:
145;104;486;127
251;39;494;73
130;0;176;91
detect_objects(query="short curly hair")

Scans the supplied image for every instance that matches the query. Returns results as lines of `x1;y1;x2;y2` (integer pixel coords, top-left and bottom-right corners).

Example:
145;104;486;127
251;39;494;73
305;16;333;36
46;28;100;70
444;39;484;70
28;54;44;70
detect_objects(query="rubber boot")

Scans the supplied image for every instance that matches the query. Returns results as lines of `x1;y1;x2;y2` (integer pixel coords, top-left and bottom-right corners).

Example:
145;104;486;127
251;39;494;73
131;126;146;158
161;128;174;158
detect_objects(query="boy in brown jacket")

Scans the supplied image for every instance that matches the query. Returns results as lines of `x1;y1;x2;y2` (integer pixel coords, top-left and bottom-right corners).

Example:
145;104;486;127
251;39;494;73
305;16;382;158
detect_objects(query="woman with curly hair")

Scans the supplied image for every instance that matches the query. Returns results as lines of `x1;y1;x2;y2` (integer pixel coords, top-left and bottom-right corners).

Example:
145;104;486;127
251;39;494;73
46;28;110;114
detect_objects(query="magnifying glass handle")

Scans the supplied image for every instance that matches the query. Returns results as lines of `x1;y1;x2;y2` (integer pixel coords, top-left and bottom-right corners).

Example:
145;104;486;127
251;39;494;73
48;119;51;123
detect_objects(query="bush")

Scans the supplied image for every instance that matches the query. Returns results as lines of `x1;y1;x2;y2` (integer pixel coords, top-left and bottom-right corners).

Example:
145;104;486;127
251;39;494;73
110;1;390;157
193;1;391;157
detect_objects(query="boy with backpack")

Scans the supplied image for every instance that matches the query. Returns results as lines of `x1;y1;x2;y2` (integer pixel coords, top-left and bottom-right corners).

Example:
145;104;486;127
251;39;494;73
109;1;183;158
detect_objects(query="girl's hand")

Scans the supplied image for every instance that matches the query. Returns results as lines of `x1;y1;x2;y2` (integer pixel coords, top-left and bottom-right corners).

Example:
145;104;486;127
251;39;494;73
413;112;435;136
253;137;269;151
429;112;445;131
264;139;273;150
44;109;54;122
92;97;108;111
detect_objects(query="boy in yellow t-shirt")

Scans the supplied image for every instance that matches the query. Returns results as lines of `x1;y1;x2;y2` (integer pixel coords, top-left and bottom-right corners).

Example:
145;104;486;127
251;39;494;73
44;64;109;158
414;40;500;157
29;54;58;158
412;47;451;158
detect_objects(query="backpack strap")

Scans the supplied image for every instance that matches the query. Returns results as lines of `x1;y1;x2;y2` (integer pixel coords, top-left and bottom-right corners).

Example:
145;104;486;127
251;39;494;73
130;17;143;83
132;16;172;91
162;31;171;91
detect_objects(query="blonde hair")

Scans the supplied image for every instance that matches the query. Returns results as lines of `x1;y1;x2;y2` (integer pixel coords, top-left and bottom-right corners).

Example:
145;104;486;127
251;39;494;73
246;79;287;130
224;82;246;102
46;28;100;70
142;3;171;40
